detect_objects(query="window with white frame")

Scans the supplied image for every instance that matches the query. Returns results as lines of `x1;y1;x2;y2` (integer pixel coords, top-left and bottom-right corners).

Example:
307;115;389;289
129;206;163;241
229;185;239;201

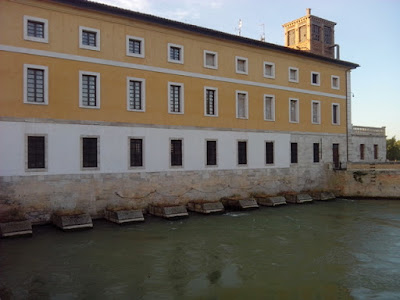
204;87;218;116
79;26;100;51
79;71;100;108
331;75;340;89
127;77;145;111
24;64;48;105
81;136;99;169
265;141;274;165
26;135;47;171
126;35;144;58
168;82;184;114
237;140;247;165
170;139;183;167
289;98;299;123
236;91;248;119
311;72;320;86
130;138;144;167
332;103;340;125
24;16;48;43
264;94;275;121
236;56;248;74
204;50;218;69
311;101;321;124
263;62;275;79
168;43;184;64
206;140;217;166
289;67;299;83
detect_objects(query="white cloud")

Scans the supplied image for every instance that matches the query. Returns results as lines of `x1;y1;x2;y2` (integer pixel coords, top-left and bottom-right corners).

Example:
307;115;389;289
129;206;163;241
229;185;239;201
90;0;224;24
92;0;152;12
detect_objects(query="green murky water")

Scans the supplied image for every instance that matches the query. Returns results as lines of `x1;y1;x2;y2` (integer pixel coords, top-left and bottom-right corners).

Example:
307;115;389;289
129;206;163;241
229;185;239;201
1;199;400;299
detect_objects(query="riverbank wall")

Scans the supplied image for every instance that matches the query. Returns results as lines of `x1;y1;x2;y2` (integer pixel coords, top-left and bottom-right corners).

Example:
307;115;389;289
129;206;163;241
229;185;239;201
1;163;399;224
330;163;400;199
0;165;332;223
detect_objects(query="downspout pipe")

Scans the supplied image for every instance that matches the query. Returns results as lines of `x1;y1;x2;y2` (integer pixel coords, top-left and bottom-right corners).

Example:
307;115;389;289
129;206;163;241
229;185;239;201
330;44;340;60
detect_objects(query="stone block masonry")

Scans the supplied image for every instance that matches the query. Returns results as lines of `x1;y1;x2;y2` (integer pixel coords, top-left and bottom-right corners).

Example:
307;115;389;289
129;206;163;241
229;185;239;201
329;165;400;199
0;164;332;224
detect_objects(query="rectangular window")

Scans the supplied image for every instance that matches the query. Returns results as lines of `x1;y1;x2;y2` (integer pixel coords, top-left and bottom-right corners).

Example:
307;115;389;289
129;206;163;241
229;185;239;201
360;144;365;160
27;136;45;170
206;140;217;166
311;72;320;86
264;95;275;121
130;138;143;167
24;16;48;43
24;64;48;105
312;101;321;124
299;25;307;42
126;36;144;58
313;143;320;163
79;26;100;51
332;103;340;125
374;144;378;160
82;137;98;168
288;29;295;46
291;142;298;164
27;20;44;38
204;50;218;69
265;142;274;165
289;67;299;83
238;141;247;165
331;76;340;89
79;71;100;108
170;139;183;167
236;91;248;119
312;24;321;41
324;26;332;44
168;43;184;64
204;87;218;116
127;77;145;111
289;98;299;123
263;62;275;79
168;82;184;114
236;56;248;74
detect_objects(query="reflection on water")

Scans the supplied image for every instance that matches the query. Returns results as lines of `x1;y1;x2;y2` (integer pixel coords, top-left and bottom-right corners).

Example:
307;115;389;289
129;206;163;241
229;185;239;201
1;199;400;299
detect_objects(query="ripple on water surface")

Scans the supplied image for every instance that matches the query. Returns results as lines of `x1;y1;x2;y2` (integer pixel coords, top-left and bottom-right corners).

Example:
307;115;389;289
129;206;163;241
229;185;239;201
1;199;400;299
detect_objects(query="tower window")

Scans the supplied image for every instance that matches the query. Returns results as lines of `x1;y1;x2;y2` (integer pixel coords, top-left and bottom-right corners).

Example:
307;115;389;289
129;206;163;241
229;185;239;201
288;29;295;46
324;26;332;44
312;24;321;41
299;25;307;42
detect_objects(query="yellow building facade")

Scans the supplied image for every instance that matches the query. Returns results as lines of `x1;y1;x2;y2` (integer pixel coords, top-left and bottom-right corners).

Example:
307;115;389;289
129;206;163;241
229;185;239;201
0;0;359;218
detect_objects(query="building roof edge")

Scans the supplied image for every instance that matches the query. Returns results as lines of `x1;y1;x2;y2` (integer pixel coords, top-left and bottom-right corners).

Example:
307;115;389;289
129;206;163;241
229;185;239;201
50;0;359;69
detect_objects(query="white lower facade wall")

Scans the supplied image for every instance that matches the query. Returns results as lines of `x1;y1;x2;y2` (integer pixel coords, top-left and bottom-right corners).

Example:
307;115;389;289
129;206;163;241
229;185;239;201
0;120;347;223
0;121;293;176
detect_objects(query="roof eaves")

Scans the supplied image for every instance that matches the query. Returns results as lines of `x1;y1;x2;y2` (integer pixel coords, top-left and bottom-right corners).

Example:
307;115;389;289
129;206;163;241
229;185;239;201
50;0;359;69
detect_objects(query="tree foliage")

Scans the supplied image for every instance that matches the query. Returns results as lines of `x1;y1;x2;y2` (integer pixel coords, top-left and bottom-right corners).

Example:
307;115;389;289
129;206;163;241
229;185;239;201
387;136;400;161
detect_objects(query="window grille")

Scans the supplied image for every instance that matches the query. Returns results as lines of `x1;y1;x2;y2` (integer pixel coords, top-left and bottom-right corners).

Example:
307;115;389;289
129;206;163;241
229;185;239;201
27;136;45;169
27;68;44;103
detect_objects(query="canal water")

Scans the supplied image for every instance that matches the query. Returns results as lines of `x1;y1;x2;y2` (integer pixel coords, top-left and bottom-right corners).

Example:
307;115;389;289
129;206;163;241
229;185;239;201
1;199;400;299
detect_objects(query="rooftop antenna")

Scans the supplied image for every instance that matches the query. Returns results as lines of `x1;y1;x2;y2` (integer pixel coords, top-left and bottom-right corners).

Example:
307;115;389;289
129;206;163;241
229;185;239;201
260;23;265;42
236;19;242;36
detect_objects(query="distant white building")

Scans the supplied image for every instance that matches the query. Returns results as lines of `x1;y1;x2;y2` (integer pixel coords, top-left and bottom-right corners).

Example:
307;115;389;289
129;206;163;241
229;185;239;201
349;125;387;163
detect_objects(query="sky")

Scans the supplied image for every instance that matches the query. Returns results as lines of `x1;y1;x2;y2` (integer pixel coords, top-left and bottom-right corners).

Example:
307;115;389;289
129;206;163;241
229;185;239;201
96;0;400;139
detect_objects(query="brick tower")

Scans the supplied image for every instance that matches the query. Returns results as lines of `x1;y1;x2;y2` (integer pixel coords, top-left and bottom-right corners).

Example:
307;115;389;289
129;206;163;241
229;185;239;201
282;9;337;59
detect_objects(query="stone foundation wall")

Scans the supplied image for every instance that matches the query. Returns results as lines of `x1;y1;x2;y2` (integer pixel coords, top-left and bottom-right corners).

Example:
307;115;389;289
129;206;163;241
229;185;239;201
330;168;400;199
0;165;332;223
